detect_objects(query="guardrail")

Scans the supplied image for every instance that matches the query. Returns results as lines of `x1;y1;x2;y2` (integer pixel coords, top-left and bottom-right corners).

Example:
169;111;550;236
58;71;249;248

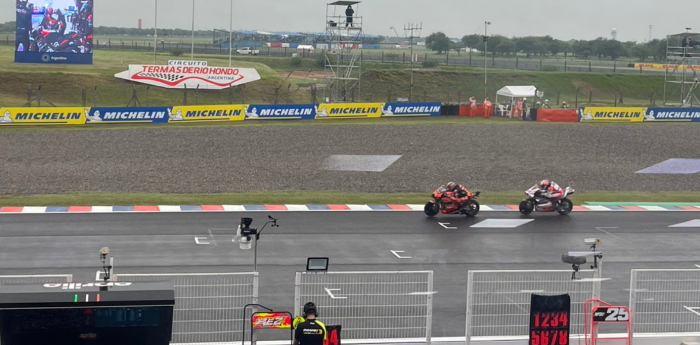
465;269;601;345
0;274;73;285
295;271;434;343
113;272;259;344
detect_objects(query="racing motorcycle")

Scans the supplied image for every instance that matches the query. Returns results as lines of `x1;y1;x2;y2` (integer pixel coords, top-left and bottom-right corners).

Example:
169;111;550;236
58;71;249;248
519;185;575;216
424;186;481;217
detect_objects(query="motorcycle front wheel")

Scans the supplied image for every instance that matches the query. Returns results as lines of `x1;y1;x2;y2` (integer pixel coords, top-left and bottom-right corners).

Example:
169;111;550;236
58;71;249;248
557;199;574;215
463;200;480;217
424;202;439;217
519;200;535;215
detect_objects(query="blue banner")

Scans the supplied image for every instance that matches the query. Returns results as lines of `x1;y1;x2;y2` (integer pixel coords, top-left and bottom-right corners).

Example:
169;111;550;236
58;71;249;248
87;107;170;124
382;102;442;117
243;104;316;120
644;108;700;122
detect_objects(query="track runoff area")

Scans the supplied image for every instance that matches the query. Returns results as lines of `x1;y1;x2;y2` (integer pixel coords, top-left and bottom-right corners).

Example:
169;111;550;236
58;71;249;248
1;208;700;344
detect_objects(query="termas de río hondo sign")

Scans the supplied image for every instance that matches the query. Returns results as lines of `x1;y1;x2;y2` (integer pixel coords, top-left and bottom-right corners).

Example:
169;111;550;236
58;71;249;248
115;60;261;90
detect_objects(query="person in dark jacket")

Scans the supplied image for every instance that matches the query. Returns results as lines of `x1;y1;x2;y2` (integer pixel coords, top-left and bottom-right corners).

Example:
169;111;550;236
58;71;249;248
345;5;354;27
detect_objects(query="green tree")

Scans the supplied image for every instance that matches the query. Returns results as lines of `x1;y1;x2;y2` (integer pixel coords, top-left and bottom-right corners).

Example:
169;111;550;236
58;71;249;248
425;32;451;54
461;34;481;53
631;44;652;61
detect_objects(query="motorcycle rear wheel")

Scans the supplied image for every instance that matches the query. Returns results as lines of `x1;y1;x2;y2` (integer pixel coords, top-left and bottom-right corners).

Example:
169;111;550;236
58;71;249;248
424;202;439;217
519;200;535;215
557;199;574;215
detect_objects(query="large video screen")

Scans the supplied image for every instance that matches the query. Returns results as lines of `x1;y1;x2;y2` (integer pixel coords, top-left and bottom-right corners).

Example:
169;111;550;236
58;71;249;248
15;0;93;64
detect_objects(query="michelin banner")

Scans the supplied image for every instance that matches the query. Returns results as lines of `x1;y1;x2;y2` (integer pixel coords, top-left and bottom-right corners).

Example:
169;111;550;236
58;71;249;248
644;108;700;122
168;105;246;122
315;103;383;119
0;107;87;125
87;107;170;124
578;107;646;122
243;104;316;120
382;102;441;117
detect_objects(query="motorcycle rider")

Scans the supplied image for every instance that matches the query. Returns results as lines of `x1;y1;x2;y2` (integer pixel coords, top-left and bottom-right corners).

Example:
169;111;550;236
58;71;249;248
445;181;470;204
537;179;564;206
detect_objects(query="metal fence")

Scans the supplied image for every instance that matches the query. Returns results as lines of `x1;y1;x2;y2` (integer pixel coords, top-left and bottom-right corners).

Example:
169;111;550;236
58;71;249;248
294;271;433;343
113;272;259;344
465;269;601;345
629;269;700;337
0;274;73;285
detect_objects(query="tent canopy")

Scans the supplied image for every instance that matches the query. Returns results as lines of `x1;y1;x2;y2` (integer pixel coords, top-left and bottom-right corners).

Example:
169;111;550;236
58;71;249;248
496;85;537;98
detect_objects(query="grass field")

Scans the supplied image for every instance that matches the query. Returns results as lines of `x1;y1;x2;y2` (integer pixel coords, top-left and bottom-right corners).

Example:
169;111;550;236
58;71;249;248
0;191;697;207
0;44;665;107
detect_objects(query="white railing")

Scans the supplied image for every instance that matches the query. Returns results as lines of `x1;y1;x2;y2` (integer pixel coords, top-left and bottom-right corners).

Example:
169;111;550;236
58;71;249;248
294;271;433;343
0;274;72;285
114;272;258;344
466;269;601;345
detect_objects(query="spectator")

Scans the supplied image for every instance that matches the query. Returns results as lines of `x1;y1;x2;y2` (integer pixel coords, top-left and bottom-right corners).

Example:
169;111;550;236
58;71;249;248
345;5;354;27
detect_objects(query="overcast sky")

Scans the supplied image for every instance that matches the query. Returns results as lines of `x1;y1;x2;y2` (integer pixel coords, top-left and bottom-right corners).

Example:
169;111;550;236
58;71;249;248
5;0;697;42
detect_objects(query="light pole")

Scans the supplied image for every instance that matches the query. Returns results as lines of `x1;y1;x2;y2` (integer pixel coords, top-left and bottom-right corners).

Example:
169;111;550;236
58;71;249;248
404;22;422;102
229;0;233;67
153;0;158;63
484;21;491;100
191;0;195;60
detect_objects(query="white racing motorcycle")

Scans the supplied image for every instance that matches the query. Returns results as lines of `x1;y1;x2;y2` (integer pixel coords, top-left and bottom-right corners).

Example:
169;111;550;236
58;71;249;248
519;185;575;216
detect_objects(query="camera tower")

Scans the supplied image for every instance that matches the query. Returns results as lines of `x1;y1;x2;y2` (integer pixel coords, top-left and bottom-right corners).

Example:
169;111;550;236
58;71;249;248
664;32;700;107
324;1;364;103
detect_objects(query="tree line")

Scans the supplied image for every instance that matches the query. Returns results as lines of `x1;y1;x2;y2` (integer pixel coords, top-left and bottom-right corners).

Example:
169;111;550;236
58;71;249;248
426;32;668;61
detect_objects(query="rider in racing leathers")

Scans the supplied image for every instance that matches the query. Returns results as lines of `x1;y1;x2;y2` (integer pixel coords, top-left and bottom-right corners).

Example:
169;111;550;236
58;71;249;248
445;182;470;205
537;179;564;206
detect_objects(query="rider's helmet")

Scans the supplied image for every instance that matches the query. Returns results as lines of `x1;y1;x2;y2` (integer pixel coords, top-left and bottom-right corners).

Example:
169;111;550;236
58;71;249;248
539;180;550;189
446;182;457;191
47;7;53;15
303;302;318;317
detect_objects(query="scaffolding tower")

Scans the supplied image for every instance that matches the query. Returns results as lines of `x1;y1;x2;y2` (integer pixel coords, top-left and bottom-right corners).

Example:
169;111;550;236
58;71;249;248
664;32;700;107
324;1;363;103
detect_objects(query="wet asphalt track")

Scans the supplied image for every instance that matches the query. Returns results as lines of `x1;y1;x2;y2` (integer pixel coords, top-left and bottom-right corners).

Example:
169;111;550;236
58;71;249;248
1;211;699;337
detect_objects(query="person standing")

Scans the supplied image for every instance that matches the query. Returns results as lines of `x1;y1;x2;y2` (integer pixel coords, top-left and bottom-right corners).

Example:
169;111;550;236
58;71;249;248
294;302;327;345
469;97;476;117
521;97;528;118
345;5;354;27
484;97;492;118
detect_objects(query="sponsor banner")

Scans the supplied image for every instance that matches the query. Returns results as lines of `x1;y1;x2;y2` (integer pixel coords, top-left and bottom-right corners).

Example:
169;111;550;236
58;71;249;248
315;103;383;119
632;63;700;71
252;312;292;329
644;108;700;122
0;107;86;125
87;107;170;124
115;65;261;90
382;102;441;117
244;104;316;120
578;107;646;122
168;105;246;122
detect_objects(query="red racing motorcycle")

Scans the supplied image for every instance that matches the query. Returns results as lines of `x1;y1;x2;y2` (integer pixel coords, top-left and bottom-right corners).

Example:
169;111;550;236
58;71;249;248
424;186;481;217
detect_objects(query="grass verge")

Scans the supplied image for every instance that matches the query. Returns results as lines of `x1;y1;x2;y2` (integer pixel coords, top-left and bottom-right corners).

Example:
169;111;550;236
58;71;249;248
0;191;696;207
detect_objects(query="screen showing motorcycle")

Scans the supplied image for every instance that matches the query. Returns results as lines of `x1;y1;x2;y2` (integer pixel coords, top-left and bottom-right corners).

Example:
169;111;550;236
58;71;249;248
15;0;93;64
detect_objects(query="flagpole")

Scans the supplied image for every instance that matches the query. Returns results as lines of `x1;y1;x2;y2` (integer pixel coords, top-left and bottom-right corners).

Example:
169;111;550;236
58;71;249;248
229;0;233;67
153;0;158;63
191;0;195;60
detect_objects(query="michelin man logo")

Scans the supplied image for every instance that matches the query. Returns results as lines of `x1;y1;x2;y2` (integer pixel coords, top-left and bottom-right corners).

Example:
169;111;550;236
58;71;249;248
580;109;593;121
167;108;184;121
382;105;394;116
244;106;259;118
1;110;13;123
85;109;102;122
645;110;656;121
315;105;328;117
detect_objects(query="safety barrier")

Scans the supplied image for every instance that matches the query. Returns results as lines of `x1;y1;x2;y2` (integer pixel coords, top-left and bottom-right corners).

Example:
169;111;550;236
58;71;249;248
579;107;700;122
465;269;601;345
536;109;578;122
0;102;442;126
629;269;700;337
0;274;73;285
294;271;434;343
113;272;259;344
